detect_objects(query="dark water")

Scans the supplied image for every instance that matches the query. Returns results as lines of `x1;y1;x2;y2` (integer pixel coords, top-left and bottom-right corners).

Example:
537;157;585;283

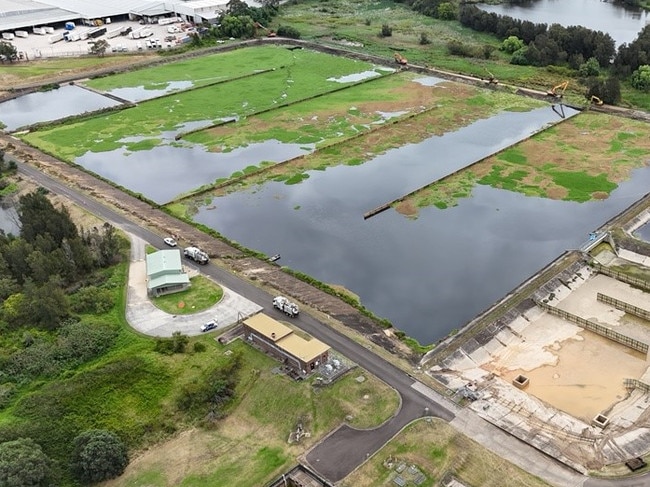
187;105;650;345
0;85;121;132
478;0;650;47
0;205;19;236
634;221;650;242
77;139;312;204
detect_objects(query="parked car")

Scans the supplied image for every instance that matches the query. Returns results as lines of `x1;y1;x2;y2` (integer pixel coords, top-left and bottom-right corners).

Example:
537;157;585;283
201;320;217;332
163;237;177;247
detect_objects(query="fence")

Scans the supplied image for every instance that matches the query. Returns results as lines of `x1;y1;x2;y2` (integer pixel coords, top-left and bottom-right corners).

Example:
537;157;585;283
590;262;650;292
535;300;649;354
624;378;650;393
597;293;650;321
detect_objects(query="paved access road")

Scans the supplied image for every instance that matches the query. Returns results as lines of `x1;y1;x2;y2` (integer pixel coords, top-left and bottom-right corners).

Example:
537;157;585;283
17;161;650;487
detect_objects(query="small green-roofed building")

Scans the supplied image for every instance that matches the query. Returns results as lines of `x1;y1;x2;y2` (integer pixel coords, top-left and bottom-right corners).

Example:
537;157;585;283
146;249;190;297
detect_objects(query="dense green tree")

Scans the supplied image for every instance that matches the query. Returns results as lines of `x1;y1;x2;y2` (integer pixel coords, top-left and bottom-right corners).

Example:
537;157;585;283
436;2;456;20
578;57;600;77
70;430;128;484
22;277;69;330
0;438;51;487
0;41;17;63
88;39;109;57
631;64;650;91
19;191;77;246
501;35;524;54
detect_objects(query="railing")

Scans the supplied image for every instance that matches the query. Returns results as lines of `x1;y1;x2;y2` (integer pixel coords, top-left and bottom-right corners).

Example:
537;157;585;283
590;262;650;292
597;293;650;321
624;378;650;393
535;300;649;354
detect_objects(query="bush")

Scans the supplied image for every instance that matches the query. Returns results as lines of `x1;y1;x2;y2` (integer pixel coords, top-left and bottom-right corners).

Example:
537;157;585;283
380;24;392;37
70;430;128;484
193;342;207;353
446;40;475;58
0;438;51;487
154;331;189;355
631;64;650;91
501;35;524;54
276;25;301;39
578;57;600;77
419;32;431;45
69;285;115;314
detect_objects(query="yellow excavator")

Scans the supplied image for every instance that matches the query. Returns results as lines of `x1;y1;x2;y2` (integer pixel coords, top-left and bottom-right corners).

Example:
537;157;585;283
590;95;604;106
254;22;276;37
484;68;498;85
547;81;569;98
394;52;408;68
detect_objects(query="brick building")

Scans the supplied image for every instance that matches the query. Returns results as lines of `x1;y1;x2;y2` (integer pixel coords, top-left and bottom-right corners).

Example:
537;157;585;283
242;314;330;376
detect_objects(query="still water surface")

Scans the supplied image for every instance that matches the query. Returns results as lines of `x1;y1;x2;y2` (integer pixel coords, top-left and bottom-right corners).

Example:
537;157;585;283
478;0;649;47
195;161;650;345
0;205;19;236
0;85;121;132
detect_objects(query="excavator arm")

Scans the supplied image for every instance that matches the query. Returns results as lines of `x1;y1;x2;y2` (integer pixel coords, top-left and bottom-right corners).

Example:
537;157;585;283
547;81;569;98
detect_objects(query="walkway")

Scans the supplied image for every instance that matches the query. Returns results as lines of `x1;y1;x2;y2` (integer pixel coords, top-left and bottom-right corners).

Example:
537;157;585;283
125;234;262;337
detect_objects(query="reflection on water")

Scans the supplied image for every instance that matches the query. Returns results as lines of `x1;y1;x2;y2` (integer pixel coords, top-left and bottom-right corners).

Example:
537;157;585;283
194;166;650;345
478;0;650;47
0;85;121;132
327;71;382;83
105;80;195;103
413;76;445;87
186;101;648;345
76;139;313;204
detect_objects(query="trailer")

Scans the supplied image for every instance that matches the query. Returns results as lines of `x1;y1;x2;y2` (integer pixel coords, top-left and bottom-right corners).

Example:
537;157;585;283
49;32;64;43
273;296;300;318
32;27;47;35
2;32;14;40
106;27;122;39
87;26;107;39
183;246;209;265
14;31;28;38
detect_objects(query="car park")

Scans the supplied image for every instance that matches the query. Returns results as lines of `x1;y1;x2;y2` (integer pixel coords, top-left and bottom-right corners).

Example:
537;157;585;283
201;320;217;332
163;237;177;247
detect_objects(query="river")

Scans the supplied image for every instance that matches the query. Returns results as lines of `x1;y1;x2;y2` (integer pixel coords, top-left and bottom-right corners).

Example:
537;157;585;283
478;0;650;47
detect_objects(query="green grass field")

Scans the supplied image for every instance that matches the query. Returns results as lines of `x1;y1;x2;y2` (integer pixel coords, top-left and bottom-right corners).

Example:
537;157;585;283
151;275;223;314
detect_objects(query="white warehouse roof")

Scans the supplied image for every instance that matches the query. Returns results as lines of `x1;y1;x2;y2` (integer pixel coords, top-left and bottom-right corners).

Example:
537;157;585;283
34;0;157;19
0;0;77;32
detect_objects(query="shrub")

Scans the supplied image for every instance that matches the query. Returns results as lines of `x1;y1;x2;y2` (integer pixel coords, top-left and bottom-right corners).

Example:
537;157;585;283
579;57;600;77
193;342;207;353
69;285;115;314
276;25;301;39
380;24;392;37
631;65;650;91
70;430;128;484
419;32;431;45
0;438;52;487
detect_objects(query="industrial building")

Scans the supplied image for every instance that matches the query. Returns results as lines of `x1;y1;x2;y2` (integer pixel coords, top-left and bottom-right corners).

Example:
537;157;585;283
243;313;330;377
145;249;190;297
0;0;230;35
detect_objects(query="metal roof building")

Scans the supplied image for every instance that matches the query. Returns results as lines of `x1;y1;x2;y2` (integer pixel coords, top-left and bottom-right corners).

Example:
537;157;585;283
243;314;331;376
0;0;77;32
146;249;190;297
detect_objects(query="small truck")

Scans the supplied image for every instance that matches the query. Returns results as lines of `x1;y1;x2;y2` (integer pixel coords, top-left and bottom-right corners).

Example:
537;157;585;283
273;296;299;318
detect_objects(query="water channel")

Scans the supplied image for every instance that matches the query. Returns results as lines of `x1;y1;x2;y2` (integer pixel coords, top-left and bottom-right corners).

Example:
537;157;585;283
478;0;650;47
0;85;121;132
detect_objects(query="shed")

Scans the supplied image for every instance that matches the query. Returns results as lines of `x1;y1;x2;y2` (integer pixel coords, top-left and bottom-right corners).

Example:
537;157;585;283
146;249;190;297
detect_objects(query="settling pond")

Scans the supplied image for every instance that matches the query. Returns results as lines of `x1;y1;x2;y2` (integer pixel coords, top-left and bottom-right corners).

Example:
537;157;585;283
0;85;121;132
189;119;650;344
